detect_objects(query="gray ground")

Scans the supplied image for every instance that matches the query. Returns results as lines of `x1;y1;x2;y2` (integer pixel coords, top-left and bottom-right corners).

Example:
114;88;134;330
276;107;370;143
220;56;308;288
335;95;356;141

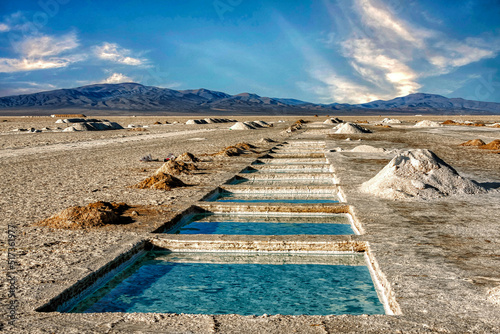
1;115;499;333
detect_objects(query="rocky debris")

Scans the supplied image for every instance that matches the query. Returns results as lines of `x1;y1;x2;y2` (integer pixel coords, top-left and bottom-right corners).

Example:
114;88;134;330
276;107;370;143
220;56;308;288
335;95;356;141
360;149;486;200
283;122;303;134
414;120;443;127
480;140;500;150
460;139;486;147
156;160;198;175
351;145;387;153
36;201;129;229
382;118;402;124
175;152;200;163
134;172;186;190
229;122;254;130
334;122;372;134
139;154;154;162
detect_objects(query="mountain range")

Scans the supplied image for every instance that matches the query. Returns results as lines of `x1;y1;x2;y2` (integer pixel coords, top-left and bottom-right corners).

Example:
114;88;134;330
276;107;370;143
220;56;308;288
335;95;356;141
1;83;499;115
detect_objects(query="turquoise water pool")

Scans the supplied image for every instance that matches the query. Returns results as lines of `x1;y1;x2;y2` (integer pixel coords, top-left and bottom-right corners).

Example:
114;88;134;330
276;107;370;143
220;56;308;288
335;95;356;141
168;213;353;235
69;252;385;315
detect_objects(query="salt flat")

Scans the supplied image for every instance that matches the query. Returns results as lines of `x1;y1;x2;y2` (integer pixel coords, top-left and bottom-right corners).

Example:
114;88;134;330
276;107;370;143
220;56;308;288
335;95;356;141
1;115;499;333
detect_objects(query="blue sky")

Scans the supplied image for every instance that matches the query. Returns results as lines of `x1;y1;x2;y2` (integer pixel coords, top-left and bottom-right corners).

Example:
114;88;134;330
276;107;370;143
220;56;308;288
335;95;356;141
1;0;499;103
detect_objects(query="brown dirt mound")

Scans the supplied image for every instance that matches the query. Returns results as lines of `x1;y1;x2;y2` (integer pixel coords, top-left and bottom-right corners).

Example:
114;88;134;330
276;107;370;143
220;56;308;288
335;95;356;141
154;121;162;124
37;201;129;229
460;139;486;147
214;146;244;156
156;160;198;175
442;120;457;125
295;119;307;124
134;172;186;190
480;140;500;150
175;152;200;163
375;124;392;128
128;127;148;132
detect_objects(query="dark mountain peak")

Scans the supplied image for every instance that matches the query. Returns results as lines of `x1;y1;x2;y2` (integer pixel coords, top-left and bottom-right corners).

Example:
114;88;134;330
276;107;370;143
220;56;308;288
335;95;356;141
0;83;499;114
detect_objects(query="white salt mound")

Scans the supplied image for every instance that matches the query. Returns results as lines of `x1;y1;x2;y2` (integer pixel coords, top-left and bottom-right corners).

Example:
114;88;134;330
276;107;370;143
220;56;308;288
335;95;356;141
351;145;386;153
186;120;197;125
323;119;335;124
229;122;255;130
360;149;485;200
335;122;372;134
382;118;402;124
414;120;443;127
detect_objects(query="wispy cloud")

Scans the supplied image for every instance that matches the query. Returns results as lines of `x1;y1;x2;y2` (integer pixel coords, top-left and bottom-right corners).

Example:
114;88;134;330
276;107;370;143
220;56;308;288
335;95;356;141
93;42;146;66
102;72;133;83
299;0;500;103
0;32;83;73
0;23;9;32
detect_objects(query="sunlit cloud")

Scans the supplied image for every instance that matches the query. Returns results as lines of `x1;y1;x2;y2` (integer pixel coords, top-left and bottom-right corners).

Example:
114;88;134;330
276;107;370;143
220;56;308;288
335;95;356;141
305;0;500;103
93;42;145;65
0;23;9;32
0;32;82;73
102;72;133;83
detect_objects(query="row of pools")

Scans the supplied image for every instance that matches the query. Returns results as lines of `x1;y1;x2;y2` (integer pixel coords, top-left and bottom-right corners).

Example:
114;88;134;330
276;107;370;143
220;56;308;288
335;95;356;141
53;140;388;316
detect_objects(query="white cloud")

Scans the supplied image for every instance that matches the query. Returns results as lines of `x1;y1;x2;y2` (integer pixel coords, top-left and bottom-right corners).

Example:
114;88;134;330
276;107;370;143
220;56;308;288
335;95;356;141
0;23;9;32
16;32;79;58
306;0;500;103
93;42;145;65
102;73;133;84
0;32;82;73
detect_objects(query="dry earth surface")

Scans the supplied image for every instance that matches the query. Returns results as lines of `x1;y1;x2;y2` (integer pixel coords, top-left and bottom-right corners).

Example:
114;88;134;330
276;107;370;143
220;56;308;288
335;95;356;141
1;114;499;333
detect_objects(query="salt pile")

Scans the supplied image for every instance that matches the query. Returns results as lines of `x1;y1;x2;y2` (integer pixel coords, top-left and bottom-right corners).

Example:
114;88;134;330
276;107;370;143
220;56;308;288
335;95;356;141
360;149;485;200
414;120;443;127
351;145;387;153
382;118;402;124
63;121;123;131
334;122;372;134
460;139;486;147
229;122;255;130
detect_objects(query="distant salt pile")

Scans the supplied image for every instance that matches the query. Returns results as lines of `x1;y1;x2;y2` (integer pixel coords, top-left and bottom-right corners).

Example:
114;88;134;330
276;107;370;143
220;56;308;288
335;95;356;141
324;118;343;124
246;121;262;128
360;149;485;200
254;120;270;127
258;137;276;144
62;120;123;132
488;123;500;128
460;139;486;147
230;122;255;130
37;202;129;229
414;120;443;127
134;173;186;190
351;145;387;153
334;122;372;134
382;118;402;124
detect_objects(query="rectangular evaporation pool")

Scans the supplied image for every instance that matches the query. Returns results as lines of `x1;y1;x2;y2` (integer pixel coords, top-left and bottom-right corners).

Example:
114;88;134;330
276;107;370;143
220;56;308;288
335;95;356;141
167;213;354;235
68;251;385;316
205;191;339;204
241;166;332;174
226;178;334;186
